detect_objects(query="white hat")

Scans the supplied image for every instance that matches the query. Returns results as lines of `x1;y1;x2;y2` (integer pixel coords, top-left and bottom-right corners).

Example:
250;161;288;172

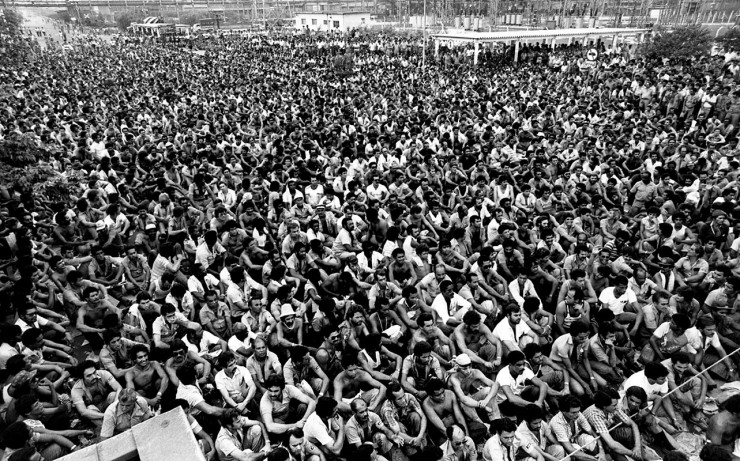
455;353;472;366
279;304;296;318
95;220;106;231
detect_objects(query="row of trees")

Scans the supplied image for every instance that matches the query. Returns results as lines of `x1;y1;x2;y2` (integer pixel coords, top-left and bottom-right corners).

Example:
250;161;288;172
641;24;740;61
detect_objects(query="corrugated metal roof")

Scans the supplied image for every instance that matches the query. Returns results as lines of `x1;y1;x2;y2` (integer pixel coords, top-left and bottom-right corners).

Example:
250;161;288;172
432;27;649;42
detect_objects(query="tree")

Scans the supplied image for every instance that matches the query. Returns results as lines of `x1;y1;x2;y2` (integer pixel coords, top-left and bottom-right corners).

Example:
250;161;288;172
640;25;712;62
0;133;81;203
115;12;143;31
0;9;23;36
718;27;740;53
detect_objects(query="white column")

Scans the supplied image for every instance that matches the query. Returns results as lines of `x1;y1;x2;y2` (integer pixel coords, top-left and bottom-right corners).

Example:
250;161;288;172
435;39;440;58
551;37;556;49
474;41;480;66
514;40;520;63
612;34;618;51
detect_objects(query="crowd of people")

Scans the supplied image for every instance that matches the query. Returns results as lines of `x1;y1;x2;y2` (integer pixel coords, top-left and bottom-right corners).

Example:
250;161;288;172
1;21;740;461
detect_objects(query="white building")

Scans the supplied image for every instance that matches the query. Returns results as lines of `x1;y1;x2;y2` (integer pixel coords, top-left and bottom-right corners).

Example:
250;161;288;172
294;11;373;32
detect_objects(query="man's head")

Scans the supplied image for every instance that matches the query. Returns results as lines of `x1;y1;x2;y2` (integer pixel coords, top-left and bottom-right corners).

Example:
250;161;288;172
129;344;150;368
559;395;583;421
593;388;620;414
644;361;669;385
507;350;526;377
491;418;518;447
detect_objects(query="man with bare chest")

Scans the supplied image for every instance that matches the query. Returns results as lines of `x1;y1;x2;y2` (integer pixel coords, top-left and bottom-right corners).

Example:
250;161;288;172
421;377;469;444
125;344;169;406
707;394;740;458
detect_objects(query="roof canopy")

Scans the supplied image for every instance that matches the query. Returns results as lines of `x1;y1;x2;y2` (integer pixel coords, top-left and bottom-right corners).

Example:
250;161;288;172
432;27;649;43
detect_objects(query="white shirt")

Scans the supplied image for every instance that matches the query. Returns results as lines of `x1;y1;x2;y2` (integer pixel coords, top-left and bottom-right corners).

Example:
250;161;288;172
492;318;533;350
599;287;637;315
684;326;722;354
495;366;536;404
620;370;668;408
304;413;335;448
431;293;471;324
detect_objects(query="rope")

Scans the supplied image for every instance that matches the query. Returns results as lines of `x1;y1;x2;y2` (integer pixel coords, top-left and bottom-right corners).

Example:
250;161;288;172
552;344;740;461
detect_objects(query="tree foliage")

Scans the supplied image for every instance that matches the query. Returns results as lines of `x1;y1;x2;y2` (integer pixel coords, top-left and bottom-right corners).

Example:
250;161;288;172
0;133;80;203
718;27;740;53
641;25;712;62
114;12;144;31
0;9;23;36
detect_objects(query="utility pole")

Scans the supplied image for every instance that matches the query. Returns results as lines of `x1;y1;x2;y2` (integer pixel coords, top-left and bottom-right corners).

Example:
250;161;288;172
422;0;426;66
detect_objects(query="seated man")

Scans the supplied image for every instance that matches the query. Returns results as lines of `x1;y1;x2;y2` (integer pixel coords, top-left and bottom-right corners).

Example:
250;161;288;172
410;313;454;366
70;360;122;427
686;315;739;386
400;341;444;402
215;409;269;461
421;378;481;445
640;314;690;364
661;352;708;429
492;304;538;354
99;329;147;381
523;343;570;398
216;351;258;415
620;361;681;432
587;323;625;387
283;345;330;400
495;350;550;412
379;381;427;456
482;418;532;461
165;339;212;387
152;303;201;358
431;279;472;331
707;394;740;458
516;405;564;461
260;375;316;436
598;275;643;339
333;352;386;414
453;311;502;372
549;395;601;461
446;353;497;437
124;344;169;407
583;389;646;461
21;328;76;379
303;397;346;459
100;388;153;440
549;321;601;397
345;399;406;461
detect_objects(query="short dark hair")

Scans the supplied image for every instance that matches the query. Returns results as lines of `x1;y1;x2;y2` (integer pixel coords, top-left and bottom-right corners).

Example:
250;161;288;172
315;396;338;419
559;395;582;412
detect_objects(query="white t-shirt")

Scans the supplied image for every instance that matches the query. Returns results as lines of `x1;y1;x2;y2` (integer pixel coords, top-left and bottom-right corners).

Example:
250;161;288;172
495;366;535;403
492;318;533;349
599;287;637;315
620;370;668;408
431;293;471;323
304;412;335;447
684;327;722;354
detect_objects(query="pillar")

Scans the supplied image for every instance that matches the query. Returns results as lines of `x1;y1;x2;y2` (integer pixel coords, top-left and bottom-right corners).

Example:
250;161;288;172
435;39;440;58
568;36;573;45
551;37;556;49
514;40;520;63
612;34;618;52
474;41;479;66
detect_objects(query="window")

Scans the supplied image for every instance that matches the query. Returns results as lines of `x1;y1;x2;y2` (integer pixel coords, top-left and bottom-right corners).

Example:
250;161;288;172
361;18;366;24
312;19;317;25
323;20;328;25
333;20;339;28
301;18;306;25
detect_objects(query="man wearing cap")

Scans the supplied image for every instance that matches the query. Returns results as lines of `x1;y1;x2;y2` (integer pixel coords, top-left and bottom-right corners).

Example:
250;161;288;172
699;209;730;244
447;352;498;429
274;304;304;353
